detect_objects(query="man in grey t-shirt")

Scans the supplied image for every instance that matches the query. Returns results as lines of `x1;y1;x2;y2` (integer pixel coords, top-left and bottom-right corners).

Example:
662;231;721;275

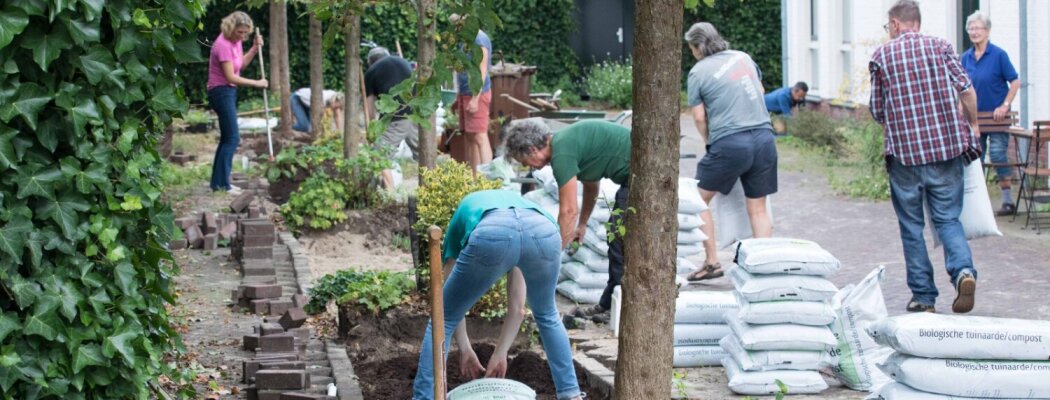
683;22;778;282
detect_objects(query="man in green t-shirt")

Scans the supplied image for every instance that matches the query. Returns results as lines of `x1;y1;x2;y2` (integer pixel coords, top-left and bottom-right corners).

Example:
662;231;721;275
505;119;630;323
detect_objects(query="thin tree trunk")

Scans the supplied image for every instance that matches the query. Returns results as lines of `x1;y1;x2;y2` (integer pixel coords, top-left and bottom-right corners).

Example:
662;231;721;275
308;12;324;137
344;13;363;158
415;0;437;183
614;0;683;398
268;0;281;117
277;1;292;138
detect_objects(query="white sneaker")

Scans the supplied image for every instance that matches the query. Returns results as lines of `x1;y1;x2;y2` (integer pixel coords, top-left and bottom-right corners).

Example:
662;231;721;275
227;186;243;195
229;184;242;191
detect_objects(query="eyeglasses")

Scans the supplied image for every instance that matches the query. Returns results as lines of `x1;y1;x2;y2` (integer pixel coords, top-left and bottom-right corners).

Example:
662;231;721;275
883;23;889;32
967;26;987;33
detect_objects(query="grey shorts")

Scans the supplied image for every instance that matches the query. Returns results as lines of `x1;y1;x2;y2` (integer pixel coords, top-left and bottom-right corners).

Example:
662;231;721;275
374;119;419;160
695;127;778;198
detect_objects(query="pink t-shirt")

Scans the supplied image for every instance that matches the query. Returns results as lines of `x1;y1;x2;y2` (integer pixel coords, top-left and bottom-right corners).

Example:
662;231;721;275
207;34;244;90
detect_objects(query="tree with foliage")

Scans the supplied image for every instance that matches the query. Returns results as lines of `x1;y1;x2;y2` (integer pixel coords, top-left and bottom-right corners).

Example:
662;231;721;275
614;0;688;397
344;12;364;157
309;10;325;136
269;0;294;137
0;1;201;398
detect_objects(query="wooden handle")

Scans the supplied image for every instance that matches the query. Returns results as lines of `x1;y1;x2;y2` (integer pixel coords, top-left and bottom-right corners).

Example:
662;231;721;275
256;28;266;80
426;225;445;399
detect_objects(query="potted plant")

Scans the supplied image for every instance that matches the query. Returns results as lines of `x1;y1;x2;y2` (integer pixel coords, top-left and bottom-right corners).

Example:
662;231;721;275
183;109;213;133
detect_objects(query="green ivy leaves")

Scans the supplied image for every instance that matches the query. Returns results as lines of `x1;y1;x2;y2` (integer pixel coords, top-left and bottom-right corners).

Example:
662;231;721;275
0;7;29;50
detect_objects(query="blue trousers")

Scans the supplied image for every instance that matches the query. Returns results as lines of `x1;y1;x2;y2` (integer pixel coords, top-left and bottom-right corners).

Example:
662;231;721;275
290;94;311;133
412;209;581;400
887;156;976;305
207;86;239;191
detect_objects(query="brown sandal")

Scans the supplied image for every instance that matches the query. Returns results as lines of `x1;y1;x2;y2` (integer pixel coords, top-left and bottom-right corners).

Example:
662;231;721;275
686;263;724;282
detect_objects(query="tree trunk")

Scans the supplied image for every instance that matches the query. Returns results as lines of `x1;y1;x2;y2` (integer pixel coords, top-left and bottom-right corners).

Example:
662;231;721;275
308;12;324;137
277;1;292;138
415;0;438;183
613;0;683;399
343;13;363;158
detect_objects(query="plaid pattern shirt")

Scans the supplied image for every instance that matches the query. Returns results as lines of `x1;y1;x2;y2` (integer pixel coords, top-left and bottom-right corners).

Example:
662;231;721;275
869;31;980;166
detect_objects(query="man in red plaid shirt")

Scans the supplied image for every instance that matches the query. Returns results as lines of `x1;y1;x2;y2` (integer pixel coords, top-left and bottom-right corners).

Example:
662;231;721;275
869;0;980;314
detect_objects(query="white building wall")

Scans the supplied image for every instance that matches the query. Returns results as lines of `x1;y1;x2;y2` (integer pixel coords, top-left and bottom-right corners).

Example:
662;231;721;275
784;0;1048;129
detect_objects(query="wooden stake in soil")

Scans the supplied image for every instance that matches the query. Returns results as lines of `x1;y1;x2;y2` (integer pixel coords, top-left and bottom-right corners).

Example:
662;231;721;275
255;28;275;160
427;225;446;399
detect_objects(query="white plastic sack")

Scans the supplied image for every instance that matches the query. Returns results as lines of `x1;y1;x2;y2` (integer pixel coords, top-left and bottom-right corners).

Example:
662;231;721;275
531;166;556;192
878;352;1050;399
586;218;608;240
676;257;699;275
673;345;726;368
559;261;607;289
726;313;838;351
582;227;609;254
867;313;1050;361
678;213;703;230
830;266;893;392
677;228;708;245
868;382;1022;400
478;156;516;185
675;291;738;324
523;189;549;205
677;242;703;258
556;281;602;304
570;246;608;273
237;117;278;130
673;323;732;347
720;334;835;371
728;266;838;303
591;207;611;223
709;180;774;250
678;177;709;214
595;179;621;208
447;378;537;400
734;292;836;326
930;160;1002;247
734;238;841;276
723;357;829;395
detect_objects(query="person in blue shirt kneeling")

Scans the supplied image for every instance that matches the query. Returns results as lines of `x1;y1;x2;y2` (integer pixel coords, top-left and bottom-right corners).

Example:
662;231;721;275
764;81;808;117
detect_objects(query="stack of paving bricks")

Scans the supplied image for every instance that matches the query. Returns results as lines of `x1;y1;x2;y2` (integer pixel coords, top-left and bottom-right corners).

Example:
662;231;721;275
170;191;263;251
241;295;337;398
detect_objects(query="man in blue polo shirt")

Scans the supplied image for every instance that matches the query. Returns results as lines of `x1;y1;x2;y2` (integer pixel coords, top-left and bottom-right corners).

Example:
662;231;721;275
764;81;808;117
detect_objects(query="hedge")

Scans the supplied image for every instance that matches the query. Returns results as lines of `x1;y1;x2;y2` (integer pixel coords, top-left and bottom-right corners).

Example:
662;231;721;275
683;0;783;91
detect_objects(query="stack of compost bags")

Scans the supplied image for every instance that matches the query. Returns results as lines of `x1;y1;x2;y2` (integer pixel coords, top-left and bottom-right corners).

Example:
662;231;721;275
671;290;737;367
869;313;1050;399
721;238;841;396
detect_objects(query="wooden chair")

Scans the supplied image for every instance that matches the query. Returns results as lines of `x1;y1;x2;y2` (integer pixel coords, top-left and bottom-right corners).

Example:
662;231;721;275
976;111;1025;184
1014;120;1050;233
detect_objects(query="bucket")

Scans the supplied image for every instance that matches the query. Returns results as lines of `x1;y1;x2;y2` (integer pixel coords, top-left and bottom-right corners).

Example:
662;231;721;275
446;378;537;400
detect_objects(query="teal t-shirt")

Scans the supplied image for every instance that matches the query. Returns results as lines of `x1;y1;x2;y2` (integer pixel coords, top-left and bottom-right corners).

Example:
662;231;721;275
549;120;631;187
442;190;556;263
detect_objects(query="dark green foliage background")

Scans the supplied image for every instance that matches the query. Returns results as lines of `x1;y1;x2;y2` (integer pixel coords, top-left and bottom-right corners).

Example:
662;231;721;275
683;0;783;91
0;0;199;398
184;0;579;105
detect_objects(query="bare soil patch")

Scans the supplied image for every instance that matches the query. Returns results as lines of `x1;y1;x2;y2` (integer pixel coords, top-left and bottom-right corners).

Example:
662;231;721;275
297;203;414;280
341;303;607;400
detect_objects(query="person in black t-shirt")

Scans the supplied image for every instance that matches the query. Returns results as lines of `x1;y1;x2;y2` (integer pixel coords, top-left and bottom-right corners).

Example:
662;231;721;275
364;47;417;189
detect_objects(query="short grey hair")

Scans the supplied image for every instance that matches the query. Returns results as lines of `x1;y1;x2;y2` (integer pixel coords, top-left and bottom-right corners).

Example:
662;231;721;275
503;118;552;161
888;0;921;24
684;22;729;59
367;47;390;67
966;10;991;30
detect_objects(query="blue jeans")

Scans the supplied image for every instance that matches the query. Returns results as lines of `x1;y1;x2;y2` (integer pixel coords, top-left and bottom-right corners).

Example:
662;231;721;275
887;156;976;305
290;94;310;133
979;132;1011;182
413;209;580;400
207;86;239;191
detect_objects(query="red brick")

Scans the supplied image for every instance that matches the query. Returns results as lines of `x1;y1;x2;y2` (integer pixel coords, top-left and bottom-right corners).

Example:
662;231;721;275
184;225;204;249
255;369;309;390
278;307;308;330
242;284;282;299
243;266;276;277
258;335;295;353
245;387;284;400
243;334;260;351
242;276;278;285
280;393;324;400
268;299;292;316
243;234;276;248
239;219;274;236
218;221;238;242
259;361;305;370
241;246;274;260
249;299;270;314
169;238;187;250
285;328;310;341
201;212;218;234
244;360;306;384
248;206;262;218
291;294;309;308
230;191;255;213
175;217;197;230
259;323;285;336
251;352;300;361
202;233;218;250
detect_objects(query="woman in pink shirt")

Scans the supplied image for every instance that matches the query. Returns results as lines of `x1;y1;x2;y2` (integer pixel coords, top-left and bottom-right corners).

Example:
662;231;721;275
207;11;268;194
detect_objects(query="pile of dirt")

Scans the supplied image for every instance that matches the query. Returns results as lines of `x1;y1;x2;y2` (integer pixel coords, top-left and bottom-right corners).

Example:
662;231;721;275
343;303;606;400
296;204;413;280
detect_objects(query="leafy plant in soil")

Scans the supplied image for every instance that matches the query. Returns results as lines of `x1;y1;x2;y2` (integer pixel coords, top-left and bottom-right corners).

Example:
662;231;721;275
306;269;415;315
0;0;204;397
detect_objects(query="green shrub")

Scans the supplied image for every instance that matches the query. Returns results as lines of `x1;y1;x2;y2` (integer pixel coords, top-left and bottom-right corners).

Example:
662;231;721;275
839;119;890;200
683;0;783;91
787;109;847;155
306;269;415;315
277;141;391;232
584;59;633;109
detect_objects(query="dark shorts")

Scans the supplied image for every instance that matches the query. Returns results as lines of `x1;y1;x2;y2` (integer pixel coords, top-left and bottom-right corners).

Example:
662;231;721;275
695;127;778;198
